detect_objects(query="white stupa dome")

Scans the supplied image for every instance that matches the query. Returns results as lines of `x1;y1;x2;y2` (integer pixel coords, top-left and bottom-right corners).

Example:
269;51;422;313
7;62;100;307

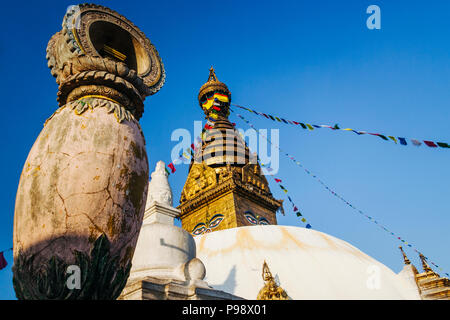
194;225;421;300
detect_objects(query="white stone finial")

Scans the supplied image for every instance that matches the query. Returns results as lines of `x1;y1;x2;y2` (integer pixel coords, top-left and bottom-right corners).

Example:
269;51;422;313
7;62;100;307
143;160;179;225
146;160;173;207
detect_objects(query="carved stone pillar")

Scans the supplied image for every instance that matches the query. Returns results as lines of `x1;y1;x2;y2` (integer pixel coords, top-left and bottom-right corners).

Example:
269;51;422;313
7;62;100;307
13;4;164;299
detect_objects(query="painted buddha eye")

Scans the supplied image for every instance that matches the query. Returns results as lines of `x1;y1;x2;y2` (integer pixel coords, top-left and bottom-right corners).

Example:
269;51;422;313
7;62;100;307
259;218;269;225
192;223;206;235
244;211;257;225
208;214;224;229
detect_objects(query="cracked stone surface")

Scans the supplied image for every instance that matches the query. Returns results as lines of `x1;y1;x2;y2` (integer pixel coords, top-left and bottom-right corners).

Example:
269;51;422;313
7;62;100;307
14;105;149;268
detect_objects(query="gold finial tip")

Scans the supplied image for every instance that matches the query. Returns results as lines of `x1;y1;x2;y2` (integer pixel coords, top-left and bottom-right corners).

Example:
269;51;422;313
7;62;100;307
207;66;218;82
419;253;433;273
198;67;231;104
399;246;411;265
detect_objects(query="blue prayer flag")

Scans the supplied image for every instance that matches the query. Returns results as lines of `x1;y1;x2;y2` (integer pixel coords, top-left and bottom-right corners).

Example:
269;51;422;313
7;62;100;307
398;137;407;145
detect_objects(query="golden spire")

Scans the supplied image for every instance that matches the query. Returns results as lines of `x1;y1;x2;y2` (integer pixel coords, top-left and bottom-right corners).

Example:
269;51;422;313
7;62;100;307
419;253;434;273
198;67;231;106
207;66;218;82
262;260;272;281
257;261;288;300
399;246;411;265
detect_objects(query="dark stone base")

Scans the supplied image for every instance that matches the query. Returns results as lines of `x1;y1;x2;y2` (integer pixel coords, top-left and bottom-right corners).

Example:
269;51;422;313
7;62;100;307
12;234;131;300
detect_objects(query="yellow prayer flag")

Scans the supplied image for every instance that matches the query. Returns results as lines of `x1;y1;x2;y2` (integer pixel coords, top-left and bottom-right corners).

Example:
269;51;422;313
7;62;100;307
388;136;398;144
213;93;229;103
306;124;314;130
202;98;214;110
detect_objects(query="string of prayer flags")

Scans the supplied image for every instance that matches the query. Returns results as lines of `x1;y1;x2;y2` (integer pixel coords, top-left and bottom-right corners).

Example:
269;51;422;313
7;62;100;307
227;111;313;227
0;248;12;271
233;111;448;277
202;93;229;110
167;163;176;174
0;252;7;270
166;105;225;176
424;141;437;148
182;151;190;160
259;161;312;228
232;104;449;150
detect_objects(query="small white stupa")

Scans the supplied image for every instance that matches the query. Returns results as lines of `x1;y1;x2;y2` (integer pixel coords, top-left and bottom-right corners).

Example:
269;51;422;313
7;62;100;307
120;161;240;300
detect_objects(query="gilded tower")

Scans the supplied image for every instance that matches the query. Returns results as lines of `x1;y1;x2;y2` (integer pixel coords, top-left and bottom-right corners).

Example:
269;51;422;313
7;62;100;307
399;247;450;300
178;68;282;235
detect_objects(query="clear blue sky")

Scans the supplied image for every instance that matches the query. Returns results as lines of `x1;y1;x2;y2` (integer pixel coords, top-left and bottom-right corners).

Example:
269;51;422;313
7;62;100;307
0;0;448;299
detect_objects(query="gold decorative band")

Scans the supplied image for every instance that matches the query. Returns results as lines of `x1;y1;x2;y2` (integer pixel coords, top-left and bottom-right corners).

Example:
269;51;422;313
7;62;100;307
77;95;121;105
103;44;127;61
72;26;86;55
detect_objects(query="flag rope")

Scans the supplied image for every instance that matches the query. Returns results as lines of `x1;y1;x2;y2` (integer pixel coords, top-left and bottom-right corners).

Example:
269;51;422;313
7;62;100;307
0;248;13;271
231;121;312;228
232;108;449;277
232;104;450;149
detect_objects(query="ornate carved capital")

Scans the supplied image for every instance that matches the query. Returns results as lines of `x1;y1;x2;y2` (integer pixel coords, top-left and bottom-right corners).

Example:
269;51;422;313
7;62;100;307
46;4;165;120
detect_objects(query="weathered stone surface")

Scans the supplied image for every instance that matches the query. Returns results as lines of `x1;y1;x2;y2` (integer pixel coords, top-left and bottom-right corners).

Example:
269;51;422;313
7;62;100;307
13;106;148;297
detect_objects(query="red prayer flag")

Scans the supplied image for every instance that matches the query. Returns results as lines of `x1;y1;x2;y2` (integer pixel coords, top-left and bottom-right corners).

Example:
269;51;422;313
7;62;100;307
0;251;7;270
204;124;212;130
212;106;221;111
423;140;437;148
293;206;298;212
190;143;196;151
168;163;176;173
274;178;282;183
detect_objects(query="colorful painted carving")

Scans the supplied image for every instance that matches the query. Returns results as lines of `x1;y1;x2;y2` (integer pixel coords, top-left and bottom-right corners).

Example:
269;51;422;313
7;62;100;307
191;214;225;235
244;211;270;225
